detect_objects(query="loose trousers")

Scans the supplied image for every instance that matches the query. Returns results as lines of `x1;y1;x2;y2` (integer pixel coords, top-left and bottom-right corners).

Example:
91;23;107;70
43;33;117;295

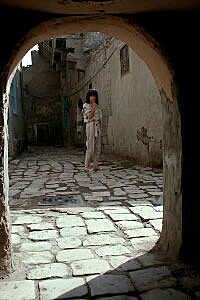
85;121;101;168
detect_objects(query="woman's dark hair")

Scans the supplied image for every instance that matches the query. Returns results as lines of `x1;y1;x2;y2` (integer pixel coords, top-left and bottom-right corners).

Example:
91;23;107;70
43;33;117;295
78;98;83;110
86;89;99;105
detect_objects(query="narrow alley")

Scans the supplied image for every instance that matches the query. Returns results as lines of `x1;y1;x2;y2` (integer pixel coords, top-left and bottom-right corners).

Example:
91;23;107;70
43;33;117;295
2;2;200;300
0;147;197;299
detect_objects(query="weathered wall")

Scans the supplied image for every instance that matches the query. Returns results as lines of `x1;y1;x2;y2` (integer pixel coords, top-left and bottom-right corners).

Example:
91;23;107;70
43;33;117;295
155;85;182;257
8;66;26;158
67;38;163;167
0;86;13;278
23;51;63;146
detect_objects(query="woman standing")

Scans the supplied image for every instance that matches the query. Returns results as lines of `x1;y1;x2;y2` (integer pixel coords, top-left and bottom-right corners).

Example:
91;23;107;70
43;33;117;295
82;89;102;172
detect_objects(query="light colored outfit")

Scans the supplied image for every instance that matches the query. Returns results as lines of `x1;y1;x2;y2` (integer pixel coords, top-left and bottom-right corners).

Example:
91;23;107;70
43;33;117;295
82;103;102;168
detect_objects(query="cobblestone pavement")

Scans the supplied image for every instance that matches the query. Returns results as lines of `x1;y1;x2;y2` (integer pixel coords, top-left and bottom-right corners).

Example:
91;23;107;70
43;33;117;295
1;147;200;299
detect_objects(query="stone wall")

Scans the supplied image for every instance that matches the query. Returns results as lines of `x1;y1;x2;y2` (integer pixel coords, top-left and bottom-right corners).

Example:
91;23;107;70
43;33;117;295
66;38;163;167
8;65;26;158
23;51;63;146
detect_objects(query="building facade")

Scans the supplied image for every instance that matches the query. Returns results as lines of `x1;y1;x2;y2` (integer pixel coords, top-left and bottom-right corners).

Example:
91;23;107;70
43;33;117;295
25;33;163;167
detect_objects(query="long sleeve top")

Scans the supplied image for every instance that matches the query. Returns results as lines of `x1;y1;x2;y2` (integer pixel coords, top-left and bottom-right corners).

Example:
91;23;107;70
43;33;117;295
82;103;102;137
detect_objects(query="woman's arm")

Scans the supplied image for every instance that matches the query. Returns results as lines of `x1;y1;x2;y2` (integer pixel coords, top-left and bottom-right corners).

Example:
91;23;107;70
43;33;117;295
89;102;96;119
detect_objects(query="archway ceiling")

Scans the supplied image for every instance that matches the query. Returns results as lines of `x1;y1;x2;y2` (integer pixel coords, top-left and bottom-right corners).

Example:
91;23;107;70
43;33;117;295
1;0;200;15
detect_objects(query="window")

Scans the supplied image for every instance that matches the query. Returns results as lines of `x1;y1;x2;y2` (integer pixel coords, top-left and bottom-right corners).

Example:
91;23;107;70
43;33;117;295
89;83;92;89
78;69;85;82
67;48;75;53
56;38;66;49
120;44;130;76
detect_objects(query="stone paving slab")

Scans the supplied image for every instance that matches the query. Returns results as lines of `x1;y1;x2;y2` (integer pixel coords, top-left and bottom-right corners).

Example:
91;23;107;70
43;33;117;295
11;233;21;245
57;237;82;249
71;258;110;275
149;219;163;232
108;197;127;201
26;263;70;279
13;215;42;224
149;197;163;206
108;255;142;271
137;253;165;267
11;225;25;234
0;280;35;300
154;205;163;212
98;297;138;300
84;195;104;201
127;200;152;207
83;233;125;246
62;207;95;214
131;236;159;251
85;219;116;233
92;191;111;197
116;221;144;230
95;245;131;256
87;274;135;297
148;191;163;196
129;266;176;292
22;251;54;264
39;278;88;300
60;226;87;237
56;249;94;262
27;223;55;230
104;208;131;214
88;185;108;190
108;213;138;221
20;241;52;252
129;206;162;220
56;216;85;228
125;228;157;238
28;229;59;240
128;193;148;199
140;288;191;300
113;188;127;196
80;211;106;219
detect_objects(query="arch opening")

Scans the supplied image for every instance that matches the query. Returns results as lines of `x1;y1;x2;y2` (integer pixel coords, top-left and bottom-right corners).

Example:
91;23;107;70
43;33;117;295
0;15;182;280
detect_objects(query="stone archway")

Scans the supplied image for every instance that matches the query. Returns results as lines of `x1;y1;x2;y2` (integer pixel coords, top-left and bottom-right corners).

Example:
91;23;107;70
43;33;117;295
0;14;182;277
